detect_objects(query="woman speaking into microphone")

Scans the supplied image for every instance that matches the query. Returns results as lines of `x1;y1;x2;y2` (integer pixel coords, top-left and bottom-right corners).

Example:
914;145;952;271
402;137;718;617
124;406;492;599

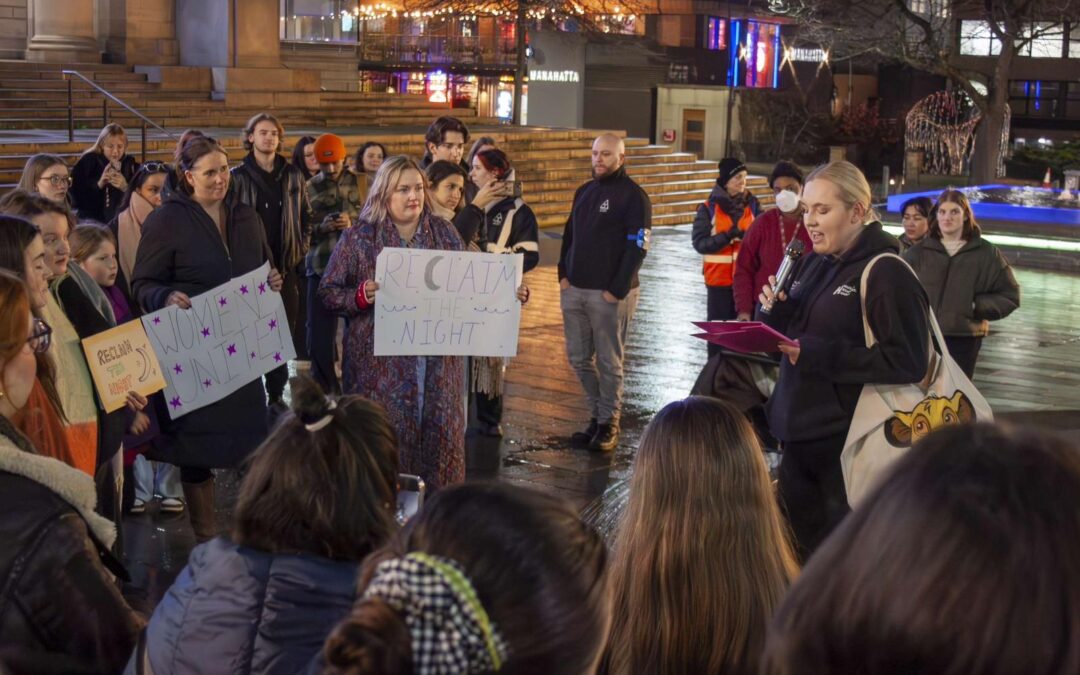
757;161;929;558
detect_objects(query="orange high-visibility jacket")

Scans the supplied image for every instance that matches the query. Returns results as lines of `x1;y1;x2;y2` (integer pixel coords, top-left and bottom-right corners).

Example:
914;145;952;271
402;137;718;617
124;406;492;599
702;203;755;287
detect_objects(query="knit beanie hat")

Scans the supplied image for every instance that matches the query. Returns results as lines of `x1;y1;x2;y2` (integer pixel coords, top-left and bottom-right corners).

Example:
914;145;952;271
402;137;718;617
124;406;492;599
768;160;804;189
313;134;347;163
717;157;747;189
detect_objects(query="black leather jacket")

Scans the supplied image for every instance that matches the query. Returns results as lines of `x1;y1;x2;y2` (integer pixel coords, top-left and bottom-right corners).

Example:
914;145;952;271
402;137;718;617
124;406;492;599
0;430;142;674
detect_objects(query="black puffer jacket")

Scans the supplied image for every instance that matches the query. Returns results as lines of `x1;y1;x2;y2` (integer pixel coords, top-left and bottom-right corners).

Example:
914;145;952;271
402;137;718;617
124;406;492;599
130;189;272;468
759;222;930;443
0;426;142;675
902;234;1020;337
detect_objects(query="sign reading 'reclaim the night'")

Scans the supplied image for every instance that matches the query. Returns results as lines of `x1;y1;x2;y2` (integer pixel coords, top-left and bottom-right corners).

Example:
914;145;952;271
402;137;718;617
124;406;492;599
529;69;581;82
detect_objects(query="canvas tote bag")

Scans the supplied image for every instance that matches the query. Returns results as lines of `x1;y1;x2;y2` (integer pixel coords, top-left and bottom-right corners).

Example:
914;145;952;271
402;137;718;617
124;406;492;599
840;253;993;505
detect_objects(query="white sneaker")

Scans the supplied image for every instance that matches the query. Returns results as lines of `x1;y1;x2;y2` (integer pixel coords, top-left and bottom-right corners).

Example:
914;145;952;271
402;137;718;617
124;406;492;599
160;497;185;513
129;498;146;514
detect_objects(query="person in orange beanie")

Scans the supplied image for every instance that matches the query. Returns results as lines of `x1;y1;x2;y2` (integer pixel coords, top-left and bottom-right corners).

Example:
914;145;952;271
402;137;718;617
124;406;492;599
305;133;367;393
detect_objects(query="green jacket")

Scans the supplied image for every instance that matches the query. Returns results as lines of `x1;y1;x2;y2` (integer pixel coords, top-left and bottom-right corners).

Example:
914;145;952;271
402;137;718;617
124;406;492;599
305;170;367;276
902;234;1020;337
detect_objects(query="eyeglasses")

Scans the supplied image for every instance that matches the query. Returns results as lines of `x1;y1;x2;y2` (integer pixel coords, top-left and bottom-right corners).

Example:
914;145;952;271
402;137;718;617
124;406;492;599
39;174;72;187
27;317;51;354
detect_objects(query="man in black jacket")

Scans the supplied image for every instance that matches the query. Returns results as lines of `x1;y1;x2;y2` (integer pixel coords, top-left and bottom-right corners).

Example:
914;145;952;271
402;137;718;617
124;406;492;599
230;113;310;410
558;133;651;452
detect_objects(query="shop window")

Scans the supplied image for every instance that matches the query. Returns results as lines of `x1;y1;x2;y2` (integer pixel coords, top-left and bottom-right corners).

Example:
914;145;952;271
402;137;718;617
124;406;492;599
728;20;780;89
959;20;1001;56
281;0;358;43
705;17;726;50
1018;23;1065;58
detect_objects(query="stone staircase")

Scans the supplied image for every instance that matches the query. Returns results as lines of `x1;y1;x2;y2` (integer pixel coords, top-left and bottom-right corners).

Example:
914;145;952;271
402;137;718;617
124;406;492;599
0;127;773;230
0;61;498;131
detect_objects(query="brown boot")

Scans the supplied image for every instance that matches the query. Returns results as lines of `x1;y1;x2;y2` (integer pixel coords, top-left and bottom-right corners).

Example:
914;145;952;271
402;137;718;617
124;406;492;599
181;478;217;543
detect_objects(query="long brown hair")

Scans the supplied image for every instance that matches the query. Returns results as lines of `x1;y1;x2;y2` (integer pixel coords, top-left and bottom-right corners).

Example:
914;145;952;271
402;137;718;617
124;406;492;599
323;483;611;675
930;188;981;240
233;376;398;561
762;423;1080;675
0;208;65;422
605;396;799;675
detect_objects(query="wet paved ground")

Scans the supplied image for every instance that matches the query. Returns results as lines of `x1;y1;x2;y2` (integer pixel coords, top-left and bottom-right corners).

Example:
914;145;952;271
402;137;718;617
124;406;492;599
122;223;1080;607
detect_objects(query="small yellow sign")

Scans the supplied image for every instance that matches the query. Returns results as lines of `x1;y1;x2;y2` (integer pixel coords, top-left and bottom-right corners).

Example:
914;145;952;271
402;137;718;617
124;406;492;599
80;319;167;413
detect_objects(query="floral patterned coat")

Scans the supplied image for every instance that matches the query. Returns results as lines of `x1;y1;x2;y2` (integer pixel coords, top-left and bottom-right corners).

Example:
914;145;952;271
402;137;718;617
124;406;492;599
318;210;466;489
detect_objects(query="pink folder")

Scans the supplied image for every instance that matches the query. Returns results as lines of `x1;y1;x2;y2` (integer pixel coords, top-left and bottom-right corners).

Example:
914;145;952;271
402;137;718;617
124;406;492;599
692;321;796;353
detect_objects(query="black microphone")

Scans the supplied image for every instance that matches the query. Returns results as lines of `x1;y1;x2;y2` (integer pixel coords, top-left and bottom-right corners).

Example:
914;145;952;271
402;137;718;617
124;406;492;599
760;239;805;315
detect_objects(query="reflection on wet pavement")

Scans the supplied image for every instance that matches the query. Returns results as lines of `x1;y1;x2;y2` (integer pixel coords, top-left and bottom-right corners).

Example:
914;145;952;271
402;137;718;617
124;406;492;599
123;223;1080;606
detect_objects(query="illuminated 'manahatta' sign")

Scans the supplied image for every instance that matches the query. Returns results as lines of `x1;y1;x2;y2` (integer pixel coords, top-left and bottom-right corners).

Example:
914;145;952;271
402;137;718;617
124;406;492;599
530;69;581;82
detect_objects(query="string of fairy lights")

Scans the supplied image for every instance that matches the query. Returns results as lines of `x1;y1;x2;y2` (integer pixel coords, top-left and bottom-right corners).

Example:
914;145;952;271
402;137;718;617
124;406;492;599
285;2;637;24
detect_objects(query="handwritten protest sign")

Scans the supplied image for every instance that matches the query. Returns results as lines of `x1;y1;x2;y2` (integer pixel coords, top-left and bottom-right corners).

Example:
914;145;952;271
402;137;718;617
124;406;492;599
80;320;167;413
374;248;523;357
141;262;295;419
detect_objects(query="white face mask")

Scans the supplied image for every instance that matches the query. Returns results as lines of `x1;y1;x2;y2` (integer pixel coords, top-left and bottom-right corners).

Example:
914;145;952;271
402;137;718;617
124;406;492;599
775;189;800;214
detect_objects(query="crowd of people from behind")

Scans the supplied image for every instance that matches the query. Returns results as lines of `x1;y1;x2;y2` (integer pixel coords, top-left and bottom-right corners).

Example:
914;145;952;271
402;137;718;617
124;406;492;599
0;106;1049;675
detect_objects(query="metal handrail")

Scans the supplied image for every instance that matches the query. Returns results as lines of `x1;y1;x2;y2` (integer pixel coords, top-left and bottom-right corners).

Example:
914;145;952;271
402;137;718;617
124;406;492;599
62;69;178;162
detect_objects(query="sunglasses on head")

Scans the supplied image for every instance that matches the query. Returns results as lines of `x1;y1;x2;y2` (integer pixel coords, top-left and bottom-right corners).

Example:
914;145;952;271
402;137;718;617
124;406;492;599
138;161;171;174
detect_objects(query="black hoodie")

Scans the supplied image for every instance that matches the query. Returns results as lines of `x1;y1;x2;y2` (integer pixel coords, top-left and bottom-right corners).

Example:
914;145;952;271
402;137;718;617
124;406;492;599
758;222;930;443
558;166;652;299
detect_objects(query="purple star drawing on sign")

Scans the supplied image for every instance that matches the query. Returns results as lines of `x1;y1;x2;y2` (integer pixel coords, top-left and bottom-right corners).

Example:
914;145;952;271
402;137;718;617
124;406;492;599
173;363;183;375
273;352;282;363
201;327;211;338
239;284;249;295
218;297;227;307
152;317;161;325
268;318;277;330
258;282;267;294
203;379;212;388
250;351;257;359
226;343;237;356
169;396;182;409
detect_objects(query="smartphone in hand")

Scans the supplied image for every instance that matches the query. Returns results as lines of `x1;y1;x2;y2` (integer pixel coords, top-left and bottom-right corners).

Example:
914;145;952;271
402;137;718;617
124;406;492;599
396;473;426;524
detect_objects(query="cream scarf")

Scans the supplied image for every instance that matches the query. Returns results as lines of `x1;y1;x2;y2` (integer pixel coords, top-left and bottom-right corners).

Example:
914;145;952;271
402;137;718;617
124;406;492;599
117;190;155;283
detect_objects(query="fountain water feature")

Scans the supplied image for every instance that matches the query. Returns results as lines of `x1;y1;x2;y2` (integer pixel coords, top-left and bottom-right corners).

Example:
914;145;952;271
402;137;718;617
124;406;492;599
886;185;1080;226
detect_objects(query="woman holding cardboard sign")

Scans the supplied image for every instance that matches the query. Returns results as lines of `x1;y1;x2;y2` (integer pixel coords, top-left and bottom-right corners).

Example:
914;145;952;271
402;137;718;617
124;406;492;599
319;155;529;490
132;136;282;542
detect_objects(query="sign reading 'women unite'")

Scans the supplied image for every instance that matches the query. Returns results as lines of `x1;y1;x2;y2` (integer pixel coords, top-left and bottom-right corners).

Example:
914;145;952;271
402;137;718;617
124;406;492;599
374;248;524;357
141;262;296;419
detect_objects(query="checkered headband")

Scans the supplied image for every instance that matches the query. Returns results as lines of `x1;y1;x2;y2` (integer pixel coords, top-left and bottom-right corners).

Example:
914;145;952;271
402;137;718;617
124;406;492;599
361;552;508;673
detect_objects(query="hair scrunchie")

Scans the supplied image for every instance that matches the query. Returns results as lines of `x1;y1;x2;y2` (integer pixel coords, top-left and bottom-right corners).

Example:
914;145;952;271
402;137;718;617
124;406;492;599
361;552;508;673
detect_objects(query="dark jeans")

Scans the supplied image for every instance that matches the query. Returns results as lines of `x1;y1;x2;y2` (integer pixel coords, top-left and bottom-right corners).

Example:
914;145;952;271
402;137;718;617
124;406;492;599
306;273;340;394
945;335;982;380
778;431;851;560
706;285;736;358
475;391;503;427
